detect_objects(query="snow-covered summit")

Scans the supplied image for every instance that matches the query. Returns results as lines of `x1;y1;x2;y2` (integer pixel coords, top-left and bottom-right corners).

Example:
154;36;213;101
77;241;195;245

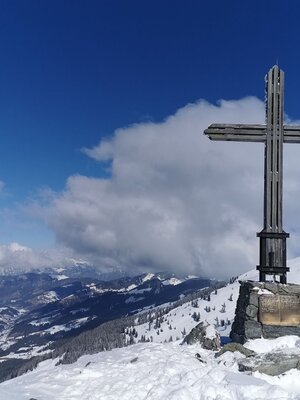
1;337;300;399
1;259;300;399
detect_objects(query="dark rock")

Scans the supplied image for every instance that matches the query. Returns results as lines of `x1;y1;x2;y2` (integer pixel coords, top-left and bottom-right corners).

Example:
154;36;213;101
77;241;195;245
238;352;300;376
249;292;258;307
264;282;300;296
244;320;262;340
195;353;205;363
245;305;258;320
264;283;278;294
230;331;243;344
183;322;221;351
216;342;256;358
263;325;300;338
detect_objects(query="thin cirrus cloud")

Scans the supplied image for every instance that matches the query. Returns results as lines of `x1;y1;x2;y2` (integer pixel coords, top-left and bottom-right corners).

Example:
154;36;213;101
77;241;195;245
8;96;300;279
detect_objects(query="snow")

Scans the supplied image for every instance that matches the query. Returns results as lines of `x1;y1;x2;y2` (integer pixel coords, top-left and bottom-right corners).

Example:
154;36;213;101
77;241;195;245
43;324;71;335
2;258;300;398
86;282;140;294
161;277;183;286
256;288;274;295
142;273;155;282
125;283;138;291
42;317;93;335
3;343;52;360
30;317;51;326
245;335;300;354
36;290;59;303
128;281;239;344
87;283;114;294
55;274;69;280
205;324;217;340
0;342;299;399
55;267;66;273
125;295;145;304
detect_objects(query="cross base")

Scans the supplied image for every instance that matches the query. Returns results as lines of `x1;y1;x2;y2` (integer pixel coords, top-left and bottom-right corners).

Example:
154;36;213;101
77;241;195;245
256;231;290;284
256;267;290;283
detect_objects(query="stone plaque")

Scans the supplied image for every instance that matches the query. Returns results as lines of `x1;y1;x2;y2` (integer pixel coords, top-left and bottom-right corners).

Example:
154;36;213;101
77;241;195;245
259;295;300;326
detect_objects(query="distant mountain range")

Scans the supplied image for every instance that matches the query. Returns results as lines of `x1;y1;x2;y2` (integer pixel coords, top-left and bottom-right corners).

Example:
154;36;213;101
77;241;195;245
2;260;300;397
0;266;224;382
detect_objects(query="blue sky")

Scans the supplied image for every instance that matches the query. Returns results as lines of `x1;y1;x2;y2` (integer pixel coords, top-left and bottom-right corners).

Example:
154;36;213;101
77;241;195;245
1;1;300;276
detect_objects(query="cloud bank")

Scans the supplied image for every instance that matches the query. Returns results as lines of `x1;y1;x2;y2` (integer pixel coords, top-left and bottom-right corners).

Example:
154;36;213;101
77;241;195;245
45;97;269;279
8;96;300;279
0;242;72;274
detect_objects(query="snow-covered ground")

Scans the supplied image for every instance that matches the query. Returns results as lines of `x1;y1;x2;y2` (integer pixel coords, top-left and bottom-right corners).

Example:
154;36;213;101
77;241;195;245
1;261;300;399
126;280;238;344
1;339;300;400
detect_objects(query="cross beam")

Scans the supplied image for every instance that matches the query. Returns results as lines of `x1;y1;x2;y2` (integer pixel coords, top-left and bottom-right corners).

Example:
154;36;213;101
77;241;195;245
205;124;300;143
204;66;300;283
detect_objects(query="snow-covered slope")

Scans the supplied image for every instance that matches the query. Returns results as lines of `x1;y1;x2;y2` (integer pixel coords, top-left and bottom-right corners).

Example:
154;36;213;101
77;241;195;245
126;259;300;345
1;338;300;399
1;259;300;399
0;270;211;369
126;280;238;344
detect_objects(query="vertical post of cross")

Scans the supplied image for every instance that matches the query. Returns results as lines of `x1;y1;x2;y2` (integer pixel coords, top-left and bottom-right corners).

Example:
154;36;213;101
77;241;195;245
204;66;300;283
257;66;289;283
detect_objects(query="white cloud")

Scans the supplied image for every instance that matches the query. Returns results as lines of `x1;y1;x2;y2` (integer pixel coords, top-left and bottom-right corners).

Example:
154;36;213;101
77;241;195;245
24;96;300;279
0;242;72;272
30;97;266;279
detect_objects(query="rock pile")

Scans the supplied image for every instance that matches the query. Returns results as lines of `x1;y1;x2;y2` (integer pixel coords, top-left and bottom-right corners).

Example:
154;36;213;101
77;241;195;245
183;322;221;351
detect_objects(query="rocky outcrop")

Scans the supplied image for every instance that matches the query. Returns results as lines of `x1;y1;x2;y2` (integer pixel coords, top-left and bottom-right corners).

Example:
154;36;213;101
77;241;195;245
216;339;300;376
216;342;255;358
183;322;221;351
238;352;300;376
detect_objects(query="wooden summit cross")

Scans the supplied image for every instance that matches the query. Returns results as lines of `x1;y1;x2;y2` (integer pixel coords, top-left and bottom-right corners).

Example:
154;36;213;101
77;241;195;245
204;66;300;283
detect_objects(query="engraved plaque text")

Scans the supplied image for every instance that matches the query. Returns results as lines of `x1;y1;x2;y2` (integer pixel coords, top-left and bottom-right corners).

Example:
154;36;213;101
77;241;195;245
259;295;300;326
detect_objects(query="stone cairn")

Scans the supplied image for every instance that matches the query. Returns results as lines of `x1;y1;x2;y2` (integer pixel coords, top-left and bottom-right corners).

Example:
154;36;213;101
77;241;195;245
230;281;300;344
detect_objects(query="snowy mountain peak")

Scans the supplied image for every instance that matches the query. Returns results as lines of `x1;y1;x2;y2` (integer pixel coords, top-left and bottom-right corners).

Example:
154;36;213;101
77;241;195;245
141;273;155;282
161;277;183;286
